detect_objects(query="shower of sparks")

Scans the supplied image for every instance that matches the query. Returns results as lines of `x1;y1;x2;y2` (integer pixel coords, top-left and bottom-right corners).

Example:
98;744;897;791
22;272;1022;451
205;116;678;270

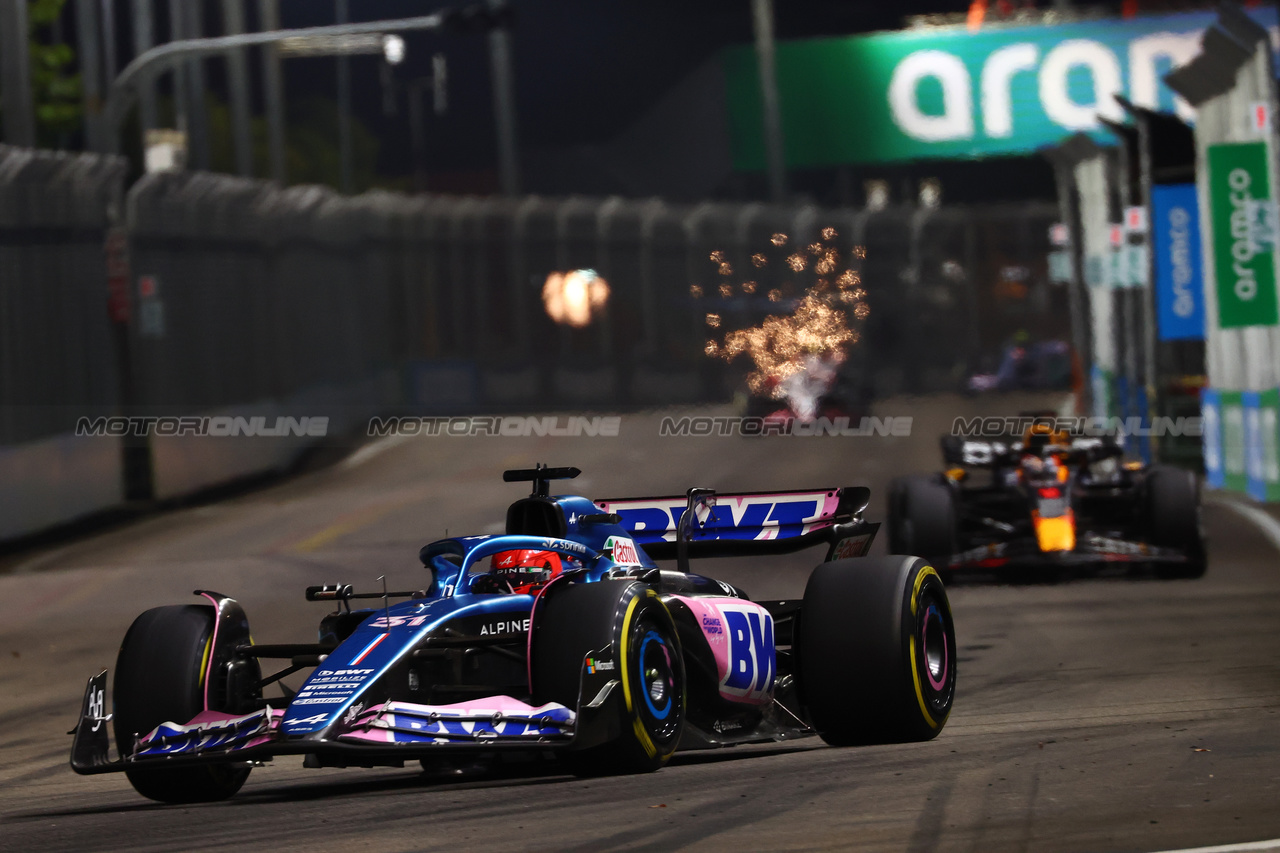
702;226;871;404
722;297;859;395
690;284;703;298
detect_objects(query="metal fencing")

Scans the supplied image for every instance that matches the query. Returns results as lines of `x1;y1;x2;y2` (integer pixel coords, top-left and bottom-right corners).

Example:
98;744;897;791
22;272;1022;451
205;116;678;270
0;145;1062;537
0;145;128;539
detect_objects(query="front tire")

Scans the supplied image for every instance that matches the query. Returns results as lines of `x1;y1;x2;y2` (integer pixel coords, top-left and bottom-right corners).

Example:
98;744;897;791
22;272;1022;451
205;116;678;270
113;605;251;803
1145;465;1206;579
887;476;957;570
532;580;685;774
798;557;956;745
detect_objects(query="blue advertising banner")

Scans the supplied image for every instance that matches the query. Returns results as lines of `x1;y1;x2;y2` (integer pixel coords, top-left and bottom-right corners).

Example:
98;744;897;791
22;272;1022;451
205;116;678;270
1243;391;1266;500
1151;184;1205;341
1201;388;1224;489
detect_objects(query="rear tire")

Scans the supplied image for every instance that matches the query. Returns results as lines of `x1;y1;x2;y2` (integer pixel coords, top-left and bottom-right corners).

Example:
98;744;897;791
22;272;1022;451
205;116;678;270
888;476;957;569
113;605;251;803
532;581;685;774
798;557;956;745
1146;466;1207;579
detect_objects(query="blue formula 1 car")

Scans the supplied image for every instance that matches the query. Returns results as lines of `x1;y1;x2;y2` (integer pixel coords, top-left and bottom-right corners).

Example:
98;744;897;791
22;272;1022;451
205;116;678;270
70;465;957;803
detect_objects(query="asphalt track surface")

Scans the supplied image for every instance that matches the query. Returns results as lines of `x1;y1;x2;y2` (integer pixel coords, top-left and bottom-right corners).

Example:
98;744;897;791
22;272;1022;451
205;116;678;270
1;395;1278;853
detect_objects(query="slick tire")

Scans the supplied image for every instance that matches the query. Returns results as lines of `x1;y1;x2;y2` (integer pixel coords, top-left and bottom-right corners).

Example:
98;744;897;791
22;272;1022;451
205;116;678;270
532;580;685;775
113;605;250;803
798;557;956;746
1145;465;1207;579
887;475;957;570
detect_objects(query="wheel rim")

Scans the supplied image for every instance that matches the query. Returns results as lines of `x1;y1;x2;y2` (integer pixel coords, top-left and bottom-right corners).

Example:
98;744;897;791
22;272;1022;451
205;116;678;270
914;582;955;717
920;603;949;692
632;619;682;747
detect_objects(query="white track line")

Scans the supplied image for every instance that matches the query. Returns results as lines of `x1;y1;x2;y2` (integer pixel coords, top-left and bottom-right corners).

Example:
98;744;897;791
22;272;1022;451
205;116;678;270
1147;839;1280;853
1208;494;1280;556
341;432;413;469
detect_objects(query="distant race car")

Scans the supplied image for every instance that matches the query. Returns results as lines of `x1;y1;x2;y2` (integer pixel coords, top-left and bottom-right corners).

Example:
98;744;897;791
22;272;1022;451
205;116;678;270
71;465;957;803
887;424;1205;580
743;354;875;426
966;340;1074;394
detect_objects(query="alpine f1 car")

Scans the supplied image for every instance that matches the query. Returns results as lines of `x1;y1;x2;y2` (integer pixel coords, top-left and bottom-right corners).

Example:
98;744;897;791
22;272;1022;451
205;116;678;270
70;465;956;803
888;423;1206;579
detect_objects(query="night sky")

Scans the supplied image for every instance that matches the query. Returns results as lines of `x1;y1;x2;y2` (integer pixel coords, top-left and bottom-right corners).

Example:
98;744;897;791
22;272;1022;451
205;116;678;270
117;0;1158;200
269;0;974;183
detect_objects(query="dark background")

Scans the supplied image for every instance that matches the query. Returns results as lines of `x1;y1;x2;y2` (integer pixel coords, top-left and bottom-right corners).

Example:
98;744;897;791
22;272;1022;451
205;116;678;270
88;1;1216;202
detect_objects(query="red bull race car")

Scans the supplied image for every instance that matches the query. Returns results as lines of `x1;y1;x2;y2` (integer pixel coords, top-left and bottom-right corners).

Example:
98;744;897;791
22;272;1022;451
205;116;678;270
70;465;956;803
888;424;1206;580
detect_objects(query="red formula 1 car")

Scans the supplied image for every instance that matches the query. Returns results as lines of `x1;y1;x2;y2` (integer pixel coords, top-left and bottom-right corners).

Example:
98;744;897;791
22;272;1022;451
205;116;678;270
889;424;1206;580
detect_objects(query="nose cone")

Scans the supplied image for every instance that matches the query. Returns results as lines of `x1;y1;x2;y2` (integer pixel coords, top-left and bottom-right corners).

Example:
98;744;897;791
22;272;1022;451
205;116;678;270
1033;512;1076;552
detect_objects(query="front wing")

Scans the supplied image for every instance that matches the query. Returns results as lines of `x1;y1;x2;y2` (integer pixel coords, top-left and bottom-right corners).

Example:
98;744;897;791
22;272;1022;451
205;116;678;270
946;532;1193;571
71;672;595;775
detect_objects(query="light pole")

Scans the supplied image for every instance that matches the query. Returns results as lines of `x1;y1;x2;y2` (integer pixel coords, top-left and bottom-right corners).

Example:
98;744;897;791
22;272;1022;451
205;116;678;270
101;12;453;156
75;0;105;150
750;0;787;204
486;0;519;195
259;0;286;183
170;0;210;170
335;0;352;193
408;54;447;192
222;0;254;177
129;0;157;133
0;0;35;146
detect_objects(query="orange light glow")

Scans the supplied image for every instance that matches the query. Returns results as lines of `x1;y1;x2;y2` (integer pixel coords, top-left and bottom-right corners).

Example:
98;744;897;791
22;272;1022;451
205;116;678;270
542;269;610;328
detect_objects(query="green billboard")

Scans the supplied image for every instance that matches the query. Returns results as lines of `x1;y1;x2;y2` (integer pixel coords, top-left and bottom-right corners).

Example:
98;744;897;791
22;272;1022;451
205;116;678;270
1207;141;1279;329
723;10;1276;168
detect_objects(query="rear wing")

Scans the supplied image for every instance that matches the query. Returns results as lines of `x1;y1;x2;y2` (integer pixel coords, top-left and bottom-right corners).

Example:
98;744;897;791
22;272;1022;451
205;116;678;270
594;486;877;563
941;435;1123;468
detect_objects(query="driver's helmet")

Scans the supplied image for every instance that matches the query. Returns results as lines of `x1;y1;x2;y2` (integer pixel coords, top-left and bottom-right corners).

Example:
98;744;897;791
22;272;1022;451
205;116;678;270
487;549;564;594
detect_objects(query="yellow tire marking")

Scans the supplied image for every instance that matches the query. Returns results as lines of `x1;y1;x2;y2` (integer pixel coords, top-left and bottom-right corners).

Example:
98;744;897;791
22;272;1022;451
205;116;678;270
198;631;214;689
617;592;659;759
617;588;673;761
909;564;943;729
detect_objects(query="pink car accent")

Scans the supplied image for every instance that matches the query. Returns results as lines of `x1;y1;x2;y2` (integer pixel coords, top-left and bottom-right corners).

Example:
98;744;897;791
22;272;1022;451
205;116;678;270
337;696;576;744
135;707;283;756
669;596;776;706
